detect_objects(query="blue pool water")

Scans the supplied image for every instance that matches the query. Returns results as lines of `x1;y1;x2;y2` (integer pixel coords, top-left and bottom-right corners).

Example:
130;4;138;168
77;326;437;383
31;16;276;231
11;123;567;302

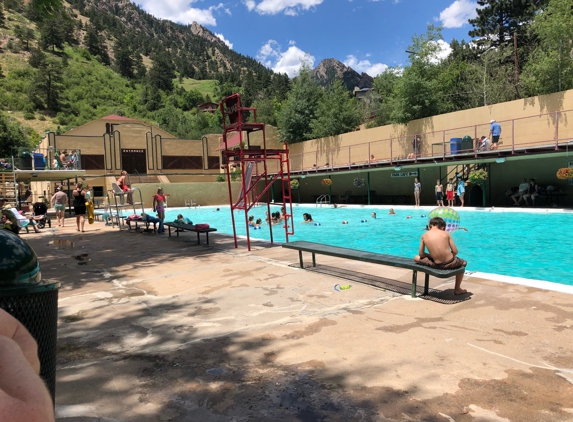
160;205;573;286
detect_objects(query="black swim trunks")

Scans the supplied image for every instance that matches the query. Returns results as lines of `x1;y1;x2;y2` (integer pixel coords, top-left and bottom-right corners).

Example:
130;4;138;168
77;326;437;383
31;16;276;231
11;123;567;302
436;192;443;201
417;255;467;270
492;135;500;144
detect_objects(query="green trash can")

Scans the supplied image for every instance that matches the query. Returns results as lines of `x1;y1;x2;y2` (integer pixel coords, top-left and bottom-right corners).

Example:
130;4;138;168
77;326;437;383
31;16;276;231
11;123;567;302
461;136;474;153
19;151;33;170
0;230;60;403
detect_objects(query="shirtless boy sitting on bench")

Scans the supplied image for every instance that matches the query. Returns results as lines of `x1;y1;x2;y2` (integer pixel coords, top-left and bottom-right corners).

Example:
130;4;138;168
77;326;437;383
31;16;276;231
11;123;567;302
414;217;467;295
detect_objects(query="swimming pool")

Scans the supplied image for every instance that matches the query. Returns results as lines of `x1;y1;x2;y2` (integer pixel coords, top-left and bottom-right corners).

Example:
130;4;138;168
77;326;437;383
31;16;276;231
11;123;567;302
159;205;573;287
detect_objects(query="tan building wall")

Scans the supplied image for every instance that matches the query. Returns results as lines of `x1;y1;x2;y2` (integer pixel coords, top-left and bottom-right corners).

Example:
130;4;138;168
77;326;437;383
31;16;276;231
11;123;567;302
133;182;243;208
288;89;573;168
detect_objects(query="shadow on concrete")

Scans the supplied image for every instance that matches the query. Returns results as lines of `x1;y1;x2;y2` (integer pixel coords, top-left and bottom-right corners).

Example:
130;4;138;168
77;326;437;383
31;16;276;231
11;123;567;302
299;264;473;304
22;226;566;421
54;294;433;421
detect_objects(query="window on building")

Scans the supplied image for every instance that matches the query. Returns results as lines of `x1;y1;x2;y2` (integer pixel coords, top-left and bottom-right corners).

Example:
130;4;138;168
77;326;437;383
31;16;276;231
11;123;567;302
81;155;105;170
162;156;203;170
208;156;220;169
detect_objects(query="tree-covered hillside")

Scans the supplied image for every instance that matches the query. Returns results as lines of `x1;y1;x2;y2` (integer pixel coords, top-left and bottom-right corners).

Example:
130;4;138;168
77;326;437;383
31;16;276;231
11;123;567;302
1;0;572;154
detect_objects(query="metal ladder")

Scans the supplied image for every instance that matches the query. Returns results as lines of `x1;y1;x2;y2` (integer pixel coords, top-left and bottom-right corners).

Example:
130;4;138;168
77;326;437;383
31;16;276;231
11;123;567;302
106;187;145;230
315;194;331;207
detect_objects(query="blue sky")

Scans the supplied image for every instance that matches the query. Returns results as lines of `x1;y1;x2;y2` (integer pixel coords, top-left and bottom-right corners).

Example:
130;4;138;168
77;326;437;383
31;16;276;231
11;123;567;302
137;0;480;78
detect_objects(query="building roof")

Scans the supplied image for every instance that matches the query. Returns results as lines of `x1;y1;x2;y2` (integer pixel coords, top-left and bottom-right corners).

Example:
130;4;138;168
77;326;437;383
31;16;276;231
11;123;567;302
99;114;139;122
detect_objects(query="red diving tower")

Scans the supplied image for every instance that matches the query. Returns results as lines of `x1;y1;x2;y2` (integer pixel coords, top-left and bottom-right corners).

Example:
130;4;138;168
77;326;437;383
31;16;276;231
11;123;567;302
219;93;294;250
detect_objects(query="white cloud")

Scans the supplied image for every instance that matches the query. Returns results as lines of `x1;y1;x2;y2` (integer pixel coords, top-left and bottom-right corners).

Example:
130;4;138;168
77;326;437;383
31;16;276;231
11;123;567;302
243;0;323;16
344;55;388;77
257;40;314;77
137;0;227;26
439;0;477;28
215;33;233;49
428;40;452;63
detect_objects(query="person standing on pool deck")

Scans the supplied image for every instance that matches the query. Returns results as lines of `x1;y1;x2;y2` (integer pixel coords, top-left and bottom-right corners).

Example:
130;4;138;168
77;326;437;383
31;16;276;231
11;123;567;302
489;119;502;151
414;217;467;295
72;182;87;232
446;179;455;207
435;180;444;207
51;186;68;227
414;178;421;207
456;177;465;207
152;188;166;232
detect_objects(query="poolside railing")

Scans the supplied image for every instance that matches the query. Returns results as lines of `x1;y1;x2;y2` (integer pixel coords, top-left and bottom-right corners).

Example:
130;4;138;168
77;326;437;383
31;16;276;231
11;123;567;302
288;109;573;172
10;147;82;171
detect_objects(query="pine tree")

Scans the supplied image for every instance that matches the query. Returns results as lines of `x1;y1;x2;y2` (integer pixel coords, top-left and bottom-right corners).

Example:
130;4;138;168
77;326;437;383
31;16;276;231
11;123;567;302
85;25;110;65
113;41;135;79
28;48;47;68
147;51;175;91
28;56;64;111
14;24;36;50
40;20;65;51
468;0;549;48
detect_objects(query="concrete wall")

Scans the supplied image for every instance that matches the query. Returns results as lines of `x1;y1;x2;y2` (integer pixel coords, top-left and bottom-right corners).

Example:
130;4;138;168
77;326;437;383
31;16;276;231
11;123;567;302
132;182;243;208
288;89;573;167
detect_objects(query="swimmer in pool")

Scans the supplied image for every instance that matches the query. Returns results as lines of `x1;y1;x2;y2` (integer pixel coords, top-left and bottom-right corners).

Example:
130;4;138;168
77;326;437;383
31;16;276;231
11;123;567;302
388;208;396;215
302;213;314;223
371;212;377;218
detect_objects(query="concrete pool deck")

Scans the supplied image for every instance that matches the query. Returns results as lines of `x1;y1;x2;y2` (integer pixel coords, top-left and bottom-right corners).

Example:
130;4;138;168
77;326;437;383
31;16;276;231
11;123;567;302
23;220;573;421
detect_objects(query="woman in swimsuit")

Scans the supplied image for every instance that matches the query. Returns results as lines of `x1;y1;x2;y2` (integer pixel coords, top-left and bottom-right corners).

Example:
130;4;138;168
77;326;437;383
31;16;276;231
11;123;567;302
152;188;166;231
414;178;421;207
117;170;132;204
72;182;87;232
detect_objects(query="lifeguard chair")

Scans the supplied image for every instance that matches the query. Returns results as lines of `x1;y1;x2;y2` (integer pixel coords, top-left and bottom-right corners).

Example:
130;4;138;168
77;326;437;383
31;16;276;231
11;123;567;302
219;93;294;250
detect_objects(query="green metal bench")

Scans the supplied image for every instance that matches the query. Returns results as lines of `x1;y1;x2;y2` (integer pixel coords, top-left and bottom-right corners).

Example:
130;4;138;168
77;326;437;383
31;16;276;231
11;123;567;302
282;241;466;298
164;223;217;244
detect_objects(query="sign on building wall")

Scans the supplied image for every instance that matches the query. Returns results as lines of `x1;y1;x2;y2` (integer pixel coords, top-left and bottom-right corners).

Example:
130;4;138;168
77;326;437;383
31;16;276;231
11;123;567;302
391;171;418;178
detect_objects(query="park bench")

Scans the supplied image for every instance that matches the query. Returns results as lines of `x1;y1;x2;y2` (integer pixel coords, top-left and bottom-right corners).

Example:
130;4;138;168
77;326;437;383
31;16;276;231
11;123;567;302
282;241;466;298
164;223;217;245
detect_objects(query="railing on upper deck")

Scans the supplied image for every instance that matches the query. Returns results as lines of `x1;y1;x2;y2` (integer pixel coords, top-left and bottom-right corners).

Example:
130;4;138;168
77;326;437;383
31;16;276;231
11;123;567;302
10;147;82;171
288;109;573;172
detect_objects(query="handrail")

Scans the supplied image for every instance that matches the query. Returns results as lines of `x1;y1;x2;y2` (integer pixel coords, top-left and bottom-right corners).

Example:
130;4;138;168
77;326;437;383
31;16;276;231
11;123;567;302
288;109;573;171
315;194;330;207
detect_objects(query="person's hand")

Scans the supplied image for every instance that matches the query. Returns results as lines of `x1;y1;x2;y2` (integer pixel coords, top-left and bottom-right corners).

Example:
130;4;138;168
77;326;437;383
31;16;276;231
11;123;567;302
0;318;55;421
0;309;40;373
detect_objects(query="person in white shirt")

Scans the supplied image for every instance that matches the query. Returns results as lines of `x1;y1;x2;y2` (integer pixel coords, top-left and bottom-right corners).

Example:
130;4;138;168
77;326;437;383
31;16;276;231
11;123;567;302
511;178;530;205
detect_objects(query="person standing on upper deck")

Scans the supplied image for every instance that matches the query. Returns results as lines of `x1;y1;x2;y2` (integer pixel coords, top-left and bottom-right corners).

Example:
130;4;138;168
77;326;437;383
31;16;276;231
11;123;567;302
489;120;502;151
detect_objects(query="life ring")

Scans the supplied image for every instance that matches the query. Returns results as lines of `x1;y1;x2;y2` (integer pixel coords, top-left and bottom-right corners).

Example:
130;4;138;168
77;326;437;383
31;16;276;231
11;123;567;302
86;200;95;224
